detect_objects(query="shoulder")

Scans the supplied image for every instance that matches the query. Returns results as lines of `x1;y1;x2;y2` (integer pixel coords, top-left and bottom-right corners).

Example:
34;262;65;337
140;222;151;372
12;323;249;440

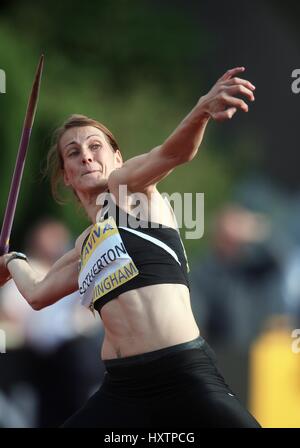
147;187;179;229
108;182;178;229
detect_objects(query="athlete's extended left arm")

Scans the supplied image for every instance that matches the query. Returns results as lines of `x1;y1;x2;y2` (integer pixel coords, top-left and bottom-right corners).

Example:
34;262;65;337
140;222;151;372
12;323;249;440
109;67;255;192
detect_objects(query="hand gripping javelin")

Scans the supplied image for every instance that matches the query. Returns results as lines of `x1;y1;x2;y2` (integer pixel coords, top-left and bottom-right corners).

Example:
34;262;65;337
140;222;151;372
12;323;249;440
0;54;44;255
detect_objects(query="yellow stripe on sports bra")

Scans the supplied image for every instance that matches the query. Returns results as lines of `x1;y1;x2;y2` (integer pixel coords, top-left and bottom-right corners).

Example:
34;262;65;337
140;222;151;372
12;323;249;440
81;217;118;269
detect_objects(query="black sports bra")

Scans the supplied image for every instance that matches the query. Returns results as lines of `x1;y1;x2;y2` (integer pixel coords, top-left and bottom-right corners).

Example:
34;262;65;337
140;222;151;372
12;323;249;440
80;201;190;314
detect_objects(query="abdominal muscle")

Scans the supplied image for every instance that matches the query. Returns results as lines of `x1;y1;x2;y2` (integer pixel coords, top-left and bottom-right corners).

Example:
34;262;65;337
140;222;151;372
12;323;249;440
100;283;200;360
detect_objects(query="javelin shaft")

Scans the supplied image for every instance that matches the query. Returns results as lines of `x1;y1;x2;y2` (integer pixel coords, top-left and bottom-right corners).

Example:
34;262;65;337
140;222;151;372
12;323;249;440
0;55;44;255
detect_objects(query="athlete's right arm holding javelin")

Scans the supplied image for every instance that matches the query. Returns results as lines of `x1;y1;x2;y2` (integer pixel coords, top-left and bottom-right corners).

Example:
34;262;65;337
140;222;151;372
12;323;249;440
0;236;85;309
0;66;255;310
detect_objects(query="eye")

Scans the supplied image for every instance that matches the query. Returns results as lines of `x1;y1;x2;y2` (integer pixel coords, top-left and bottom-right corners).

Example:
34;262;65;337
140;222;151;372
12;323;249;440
90;143;102;150
68;149;79;157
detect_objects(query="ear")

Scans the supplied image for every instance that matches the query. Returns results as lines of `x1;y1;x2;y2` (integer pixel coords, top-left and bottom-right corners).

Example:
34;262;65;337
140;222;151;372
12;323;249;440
114;150;123;168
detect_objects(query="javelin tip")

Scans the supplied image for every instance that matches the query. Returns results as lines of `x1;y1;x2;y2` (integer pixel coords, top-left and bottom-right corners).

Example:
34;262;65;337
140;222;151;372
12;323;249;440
35;54;44;84
24;55;44;128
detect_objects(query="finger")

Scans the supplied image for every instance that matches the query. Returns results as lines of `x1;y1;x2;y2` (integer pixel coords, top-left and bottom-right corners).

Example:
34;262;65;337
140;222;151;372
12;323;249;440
225;77;256;91
219;67;245;82
222;94;249;112
224;85;255;102
213;107;237;122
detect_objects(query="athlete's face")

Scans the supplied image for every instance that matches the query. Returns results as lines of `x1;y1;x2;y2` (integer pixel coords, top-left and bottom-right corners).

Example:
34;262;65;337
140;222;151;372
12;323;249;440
60;126;122;195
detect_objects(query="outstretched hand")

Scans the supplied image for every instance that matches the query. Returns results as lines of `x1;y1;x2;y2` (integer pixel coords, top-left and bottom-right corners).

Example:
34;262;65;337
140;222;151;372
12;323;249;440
199;67;255;122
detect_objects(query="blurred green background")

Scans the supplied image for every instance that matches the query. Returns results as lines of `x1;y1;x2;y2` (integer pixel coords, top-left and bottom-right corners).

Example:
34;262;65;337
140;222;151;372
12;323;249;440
0;0;299;261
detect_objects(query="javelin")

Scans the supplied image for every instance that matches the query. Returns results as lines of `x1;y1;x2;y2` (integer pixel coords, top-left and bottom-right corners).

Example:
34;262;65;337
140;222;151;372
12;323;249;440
0;54;44;255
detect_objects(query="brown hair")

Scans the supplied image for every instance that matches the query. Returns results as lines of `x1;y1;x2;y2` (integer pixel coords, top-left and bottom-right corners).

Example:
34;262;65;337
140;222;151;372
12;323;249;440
45;114;120;204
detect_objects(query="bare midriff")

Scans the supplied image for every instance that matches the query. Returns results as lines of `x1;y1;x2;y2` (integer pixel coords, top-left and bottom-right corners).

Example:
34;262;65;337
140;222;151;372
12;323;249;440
100;283;200;360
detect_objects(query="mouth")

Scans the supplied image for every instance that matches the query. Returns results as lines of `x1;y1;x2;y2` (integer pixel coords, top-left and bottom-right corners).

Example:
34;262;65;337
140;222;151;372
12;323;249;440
82;170;101;176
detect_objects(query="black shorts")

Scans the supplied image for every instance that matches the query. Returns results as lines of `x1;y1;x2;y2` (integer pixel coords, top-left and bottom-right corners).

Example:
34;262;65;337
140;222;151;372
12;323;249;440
62;336;261;428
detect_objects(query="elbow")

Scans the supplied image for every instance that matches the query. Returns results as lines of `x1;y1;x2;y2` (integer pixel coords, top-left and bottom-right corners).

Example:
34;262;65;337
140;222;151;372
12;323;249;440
27;286;45;311
30;300;44;311
27;295;44;310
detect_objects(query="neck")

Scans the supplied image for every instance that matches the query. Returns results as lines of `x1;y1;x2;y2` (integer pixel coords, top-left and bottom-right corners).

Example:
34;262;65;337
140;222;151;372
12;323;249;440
77;185;109;224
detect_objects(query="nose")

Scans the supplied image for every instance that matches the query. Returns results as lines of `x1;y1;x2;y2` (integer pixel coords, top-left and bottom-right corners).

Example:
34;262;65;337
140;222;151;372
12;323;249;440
81;148;93;164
